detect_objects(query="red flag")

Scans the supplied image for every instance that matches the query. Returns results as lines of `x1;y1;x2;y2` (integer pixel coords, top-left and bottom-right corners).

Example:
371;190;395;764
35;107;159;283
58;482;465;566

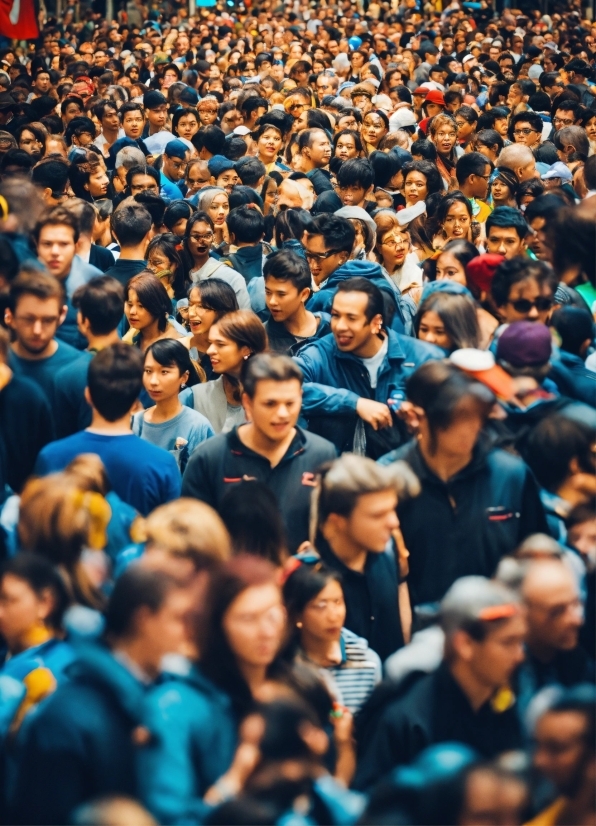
0;0;39;39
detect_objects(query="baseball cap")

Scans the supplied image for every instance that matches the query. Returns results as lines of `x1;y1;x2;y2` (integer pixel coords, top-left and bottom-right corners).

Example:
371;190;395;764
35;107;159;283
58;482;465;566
390;108;418;129
496;321;552;368
153;53;171;66
528;64;543;80
413;86;429;96
465;254;505;295
542;161;573;182
450;348;515;401
440;576;520;636
421;280;474;304
164;139;189;160
425;89;445;105
397;200;426;226
143;90;167;109
543;41;558;51
233;125;251;136
207;154;235;177
179;87;199;105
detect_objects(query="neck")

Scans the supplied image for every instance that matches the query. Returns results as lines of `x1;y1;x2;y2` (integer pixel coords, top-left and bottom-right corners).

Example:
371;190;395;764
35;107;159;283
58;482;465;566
112;638;158;680
152;395;182;422
87;409;133;435
103;125;119;140
301;630;342;667
301;155;316;172
119;243;146;261
353;332;384;359
238;662;268;697
449;659;494;712
322;527;368;573
559;776;596;825
138;319;163;349
77;235;92;258
460;183;475;199
235;240;259;249
240;421;295;460
419;439;473;482
189;330;210;351
86;329;120;352
284;304;316;337
192;251;210;269
12;339;57;361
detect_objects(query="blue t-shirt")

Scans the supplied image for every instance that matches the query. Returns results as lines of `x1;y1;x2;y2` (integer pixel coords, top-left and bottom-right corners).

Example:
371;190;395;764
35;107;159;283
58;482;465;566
132;406;214;456
8;340;80;407
160;172;184;203
53;351;94;439
35;431;181;516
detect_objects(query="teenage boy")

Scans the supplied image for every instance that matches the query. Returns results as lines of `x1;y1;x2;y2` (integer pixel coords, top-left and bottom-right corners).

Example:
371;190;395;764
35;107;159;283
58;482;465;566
160;139;190;202
336;158;375;213
263;249;331;355
103;204;152;286
490;257;558;325
35;343;181;515
455;152;493;223
220;205;268;284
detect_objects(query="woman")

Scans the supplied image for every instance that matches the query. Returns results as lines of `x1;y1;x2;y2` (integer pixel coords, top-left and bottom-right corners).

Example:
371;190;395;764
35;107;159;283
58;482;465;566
183;212;250;309
470;129;503;164
172;107;200;142
401;160;444;206
133;340;212;472
415;290;480;353
146;233;186;302
183;278;239;381
61;96;85;126
16;123;45;162
374;210;423;301
189;310;267;434
361;110;389;154
490;166;519;207
432;239;479;285
255;123;289;174
163;201;194;238
260;176;278;217
434;191;474;245
197;96;220;127
196;187;230;249
123;272;183;351
69;149;110;202
428;113;461;188
283;562;381;715
333;129;363;162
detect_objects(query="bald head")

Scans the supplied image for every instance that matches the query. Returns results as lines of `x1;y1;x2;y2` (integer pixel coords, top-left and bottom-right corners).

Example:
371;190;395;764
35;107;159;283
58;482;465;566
522;560;582;656
277;179;313;210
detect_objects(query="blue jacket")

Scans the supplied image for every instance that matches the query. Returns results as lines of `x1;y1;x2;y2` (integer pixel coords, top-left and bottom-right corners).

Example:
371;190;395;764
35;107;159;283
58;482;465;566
138;664;237;825
549;351;596;408
10;643;148;825
293;330;441;456
306;260;411;335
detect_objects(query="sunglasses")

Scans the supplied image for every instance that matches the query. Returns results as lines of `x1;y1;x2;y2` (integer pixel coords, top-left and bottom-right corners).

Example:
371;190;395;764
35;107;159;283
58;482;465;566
302;246;346;262
508;297;553;313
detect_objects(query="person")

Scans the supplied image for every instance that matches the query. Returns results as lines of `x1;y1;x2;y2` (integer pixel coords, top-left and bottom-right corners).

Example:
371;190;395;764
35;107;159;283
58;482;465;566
9;567;190;826
283;561;382;713
294;278;441;457
379;361;548;605
354;576;526;790
401;159;444;207
133;340;213;472
496;144;538;184
219;205;269;285
455;152;493;223
490;167;520;208
103;204;152;286
263;249;331;355
373;211;423;301
183;278;238;381
529;685;596;826
485;206;532;260
297;129;333;195
34;344;181;516
182;353;336;552
491;257;558;326
123;272;183;351
145;232;186;304
336;158;375;212
415;289;481;353
550;307;596;407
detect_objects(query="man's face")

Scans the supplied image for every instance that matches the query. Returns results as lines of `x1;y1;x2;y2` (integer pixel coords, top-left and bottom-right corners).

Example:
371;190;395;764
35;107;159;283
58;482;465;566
35;72;51;92
216;168;240;194
163;150;189;182
101;107;120;132
464;612;527;689
507;84;524;108
553;108;578;130
37;223;76;279
338;183;369;208
341;489;399;552
524;567;583;653
94;50;108;66
138;587;192;670
544;77;564;98
486;226;526;260
243;378;302;443
534;711;592;795
5;295;64;355
122;109;145;139
512;120;542;149
331;289;381;354
303;232;349;284
499;275;554;324
303;131;331;168
264;276;309;322
467;163;491;200
146;104;168;130
130;172;159;196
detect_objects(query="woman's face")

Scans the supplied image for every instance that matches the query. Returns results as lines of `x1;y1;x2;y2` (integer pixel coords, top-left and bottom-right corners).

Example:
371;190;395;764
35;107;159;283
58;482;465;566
125;288;155;331
334;134;358;161
404;170;428;205
0;574;51;652
207;193;230;229
380;227;410;267
361;113;387;147
433;123;457;155
418;309;453;351
86;166;109;198
207;322;249;374
436;250;467;285
19;129;43;160
188;287;217;338
263;179;278;215
491;176;512;204
143;350;186;403
351;52;365;69
300;579;346;645
162;68;179;89
63;102;83;123
258;127;283;159
198;106;218;126
585;116;596;141
147;247;174;276
176;112;199;140
223;583;286;669
443;201;471;239
187;220;214;261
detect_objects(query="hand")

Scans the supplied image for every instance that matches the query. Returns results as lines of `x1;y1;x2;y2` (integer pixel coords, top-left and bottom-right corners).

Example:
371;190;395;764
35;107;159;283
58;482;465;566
396;401;424;435
356;398;392;430
331;706;354;746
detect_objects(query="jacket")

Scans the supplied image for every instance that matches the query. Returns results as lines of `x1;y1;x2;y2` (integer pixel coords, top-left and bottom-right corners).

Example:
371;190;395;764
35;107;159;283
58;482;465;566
293;330;442;456
189;376;245;434
10;643;148;825
379;438;549;605
548;351;596;408
306;260;410;335
220;243;268;284
265;312;331;355
138;664;237;825
181;426;336;552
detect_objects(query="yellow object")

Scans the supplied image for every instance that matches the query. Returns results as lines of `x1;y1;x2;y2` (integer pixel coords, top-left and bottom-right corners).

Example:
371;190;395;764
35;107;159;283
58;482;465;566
524;798;567;826
491;685;516;713
11;667;57;732
70;490;112;550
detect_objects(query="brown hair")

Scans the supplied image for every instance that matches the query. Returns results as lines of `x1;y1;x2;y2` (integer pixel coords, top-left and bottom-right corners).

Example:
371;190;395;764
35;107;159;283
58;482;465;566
8;268;65;313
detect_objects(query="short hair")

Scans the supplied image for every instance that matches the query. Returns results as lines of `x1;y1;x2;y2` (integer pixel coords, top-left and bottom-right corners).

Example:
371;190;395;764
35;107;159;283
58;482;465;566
31;158;69;194
304;214;355;254
234;156;266;187
33;205;79;245
240;96;268;116
455;105;478;125
474;129;503;154
491;257;558;307
192;125;226;156
63;197;96;237
486;206;530;240
525;414;595;492
118;101;145;122
226;204;265;243
540;684;596;752
335;277;386;325
336;158;374;190
263;249;311;292
554;125;590;158
114;146;146;170
440;576;520;642
410;139;437;161
1;552;70;631
496;143;534;172
188;278;238;318
111;203;152;246
455;151;492;185
8;268;64;312
509;110;543;138
134;191;166;229
551;306;594;356
126;164;160;189
241;352;303;398
297;128;329;153
72;276;124;336
64;116;95;145
93;99;119;121
553;99;582;117
104;565;178;639
87;343;144;421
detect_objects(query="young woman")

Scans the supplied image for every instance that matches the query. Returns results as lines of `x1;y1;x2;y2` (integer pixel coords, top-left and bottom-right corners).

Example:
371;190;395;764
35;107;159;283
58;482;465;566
123;272;183;351
374;210;423;301
260;176;278;217
333;129;363;162
361;110;389;155
69;149;110;202
255;123;288;174
16;123;45;162
490;167;519;207
415;290;481;353
190;310;268;433
428;113;461;188
196;187;230;249
470;129;504;165
433;192;474;245
432;239;479;285
146;233;186;303
183;278;239;381
163;201;194;238
401;160;444;207
133;340;212;472
172;107;200;141
283;562;381;715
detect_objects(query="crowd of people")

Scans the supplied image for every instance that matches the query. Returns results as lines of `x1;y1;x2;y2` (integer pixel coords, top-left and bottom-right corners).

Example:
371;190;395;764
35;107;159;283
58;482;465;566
0;0;595;823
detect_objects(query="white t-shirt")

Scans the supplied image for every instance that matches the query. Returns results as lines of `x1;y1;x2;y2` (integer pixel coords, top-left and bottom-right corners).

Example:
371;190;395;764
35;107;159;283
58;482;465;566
359;337;388;389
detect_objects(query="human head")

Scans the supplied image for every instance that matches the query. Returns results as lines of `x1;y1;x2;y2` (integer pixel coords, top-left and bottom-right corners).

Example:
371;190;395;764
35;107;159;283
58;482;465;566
33;206;79;280
5;268;66;356
234;156;267;189
227;205;265;245
146;232;184;294
219;482;287;567
436;192;473;242
524;414;595;499
402;159;443;206
433;239;479;286
31;158;70;205
496;143;538;182
509;111;544;150
119;101;145;140
490;257;557;323
298;128;332;170
87;343;143;421
551;306;594;358
241;352;303;442
415;291;480;353
302;214;355;285
485;207;530;260
455;152;492;200
162;201;194;238
331;277;386;355
163;139;190;183
263;249;311;323
125;271;172;334
283;562;345;652
187;277;238;340
429;113;458;157
207;310;268;380
111;203;152;251
335;158;374;208
72;276;124;338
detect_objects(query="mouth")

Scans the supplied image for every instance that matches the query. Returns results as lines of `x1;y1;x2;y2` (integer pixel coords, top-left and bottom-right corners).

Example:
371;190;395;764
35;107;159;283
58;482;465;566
148;389;162;397
336;335;352;346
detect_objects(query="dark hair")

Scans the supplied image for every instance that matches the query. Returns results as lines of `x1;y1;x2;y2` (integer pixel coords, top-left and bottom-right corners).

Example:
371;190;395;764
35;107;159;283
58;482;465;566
241;352;303;399
171;106;198;137
61;96;85;117
67;149;104;202
87;343;144;421
455;152;492;186
474;129;503;155
402;160;443;197
337;157;374;190
93;99;119;121
145;338;201;387
119;101;145;122
240;96;268;116
163;200;194;232
297;128;330;154
146;232;185;298
219;482;288;566
33;205;79;245
215;310;268;357
228;185;264;212
263;249;311;293
546;684;596;755
126;272;172;333
552;98;582;118
274;208;311;248
492;166;519;199
111;203;152;247
188;277;238;319
300;109;333;133
134;191;166;230
192;125;226;157
335;277;386;328
333;128;364;157
227;204;265;244
525;415;595;492
304;214;355;254
516;178;545;207
72;276;124;336
126;163;160;189
410;139;438;161
104;566;178;639
234;156;267;188
435;191;473;231
282;562;342;655
552;306;594;356
508;110;544;142
1;552;70;632
486;206;530;240
64;116;95;146
415;291;480;352
31;158;70;195
476;107;509;132
8;268;64;312
491;257;558;308
223;135;248;162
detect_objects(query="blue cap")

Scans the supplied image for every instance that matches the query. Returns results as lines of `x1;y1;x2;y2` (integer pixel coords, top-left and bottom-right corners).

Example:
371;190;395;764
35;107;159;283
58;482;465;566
207;154;235;178
421;279;473;304
348;36;362;50
164;139;190;160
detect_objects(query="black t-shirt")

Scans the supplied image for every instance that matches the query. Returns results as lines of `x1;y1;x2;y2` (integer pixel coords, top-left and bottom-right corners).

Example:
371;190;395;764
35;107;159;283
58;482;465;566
103;259;147;288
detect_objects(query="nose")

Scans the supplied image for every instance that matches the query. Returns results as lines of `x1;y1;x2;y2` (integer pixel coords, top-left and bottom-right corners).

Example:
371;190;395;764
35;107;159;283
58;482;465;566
527;304;539;319
207;344;216;356
32;319;43;336
497;242;507;255
386;511;399;531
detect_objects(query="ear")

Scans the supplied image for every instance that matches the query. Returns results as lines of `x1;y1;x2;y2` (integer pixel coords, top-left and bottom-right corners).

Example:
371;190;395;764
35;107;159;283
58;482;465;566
370;312;384;334
299;286;312;304
4;308;13;328
451;629;475;663
59;305;68;326
84;386;92;406
42;187;53;202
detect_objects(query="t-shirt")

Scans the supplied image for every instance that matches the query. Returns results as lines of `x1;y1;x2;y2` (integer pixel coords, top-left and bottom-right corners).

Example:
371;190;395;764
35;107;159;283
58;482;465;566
53;352;94;439
35;431;181;516
160;171;184;203
103;259;147;288
8;340;80;408
360;338;388;389
132;406;214;457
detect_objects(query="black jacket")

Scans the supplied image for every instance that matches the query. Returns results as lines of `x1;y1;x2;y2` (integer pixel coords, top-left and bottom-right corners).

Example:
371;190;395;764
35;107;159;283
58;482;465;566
89;244;115;273
379;439;548;605
354;662;523;791
181;426;336;552
265;312;331;356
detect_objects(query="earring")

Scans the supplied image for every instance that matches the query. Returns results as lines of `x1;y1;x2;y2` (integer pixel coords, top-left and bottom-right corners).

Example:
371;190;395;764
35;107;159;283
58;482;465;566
296;621;303;628
243;354;250;360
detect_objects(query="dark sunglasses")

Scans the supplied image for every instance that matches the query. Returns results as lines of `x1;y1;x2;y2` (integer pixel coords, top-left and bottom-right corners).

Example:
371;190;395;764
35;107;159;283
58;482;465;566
508;297;553;313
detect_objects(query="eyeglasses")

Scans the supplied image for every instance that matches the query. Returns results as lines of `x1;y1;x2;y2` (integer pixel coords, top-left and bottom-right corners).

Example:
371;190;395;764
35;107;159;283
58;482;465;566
508;297;553;313
302;246;346;261
553;116;575;126
382;234;407;248
189;232;214;242
513;127;539;136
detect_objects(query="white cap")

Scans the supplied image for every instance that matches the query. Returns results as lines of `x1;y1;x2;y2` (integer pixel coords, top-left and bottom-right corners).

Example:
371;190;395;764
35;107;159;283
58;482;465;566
233;125;251;136
389;108;418;129
450;348;496;371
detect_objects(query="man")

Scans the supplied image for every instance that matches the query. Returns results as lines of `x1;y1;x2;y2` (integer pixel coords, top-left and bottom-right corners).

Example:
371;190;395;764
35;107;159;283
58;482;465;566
142;90;168;138
496;144;539;182
485;207;531;261
355;576;526;789
125;164;160;198
53;277;124;438
240;96;269;131
455;152;493;223
297;128;333;195
182;353;336;552
539;71;565;101
31;159;70;206
160;140;190;202
103;203;152;286
119;102;148;147
490;257;558;325
5;269;79;407
207;155;239;193
192;125;227;161
295;278;441;457
277;178;313;211
530;686;596;826
336;159;375;211
10;567;189;826
379;361;548;605
234;156;267;191
35;344;180;515
510;111;544;151
316;70;339;99
112;146;147;194
552;100;583;130
264;249;331;354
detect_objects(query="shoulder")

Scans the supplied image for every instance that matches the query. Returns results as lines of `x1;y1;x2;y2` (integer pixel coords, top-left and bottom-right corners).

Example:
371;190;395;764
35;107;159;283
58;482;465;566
55;339;81;360
378;439;417;467
486;447;529;476
187;431;229;460
2;373;50;408
394;332;443;362
300;428;337;458
55;351;93;380
295;333;336;361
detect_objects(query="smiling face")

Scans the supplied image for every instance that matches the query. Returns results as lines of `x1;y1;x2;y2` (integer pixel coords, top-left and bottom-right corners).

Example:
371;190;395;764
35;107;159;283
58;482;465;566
361;113;388;147
404;169;428;205
243;378;302;442
207;322;249;375
207;192;230;228
188;286;217;339
258;127;283;161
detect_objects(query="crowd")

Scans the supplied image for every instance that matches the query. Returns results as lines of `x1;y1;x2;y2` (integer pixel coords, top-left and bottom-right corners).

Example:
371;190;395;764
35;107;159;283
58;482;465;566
0;0;595;823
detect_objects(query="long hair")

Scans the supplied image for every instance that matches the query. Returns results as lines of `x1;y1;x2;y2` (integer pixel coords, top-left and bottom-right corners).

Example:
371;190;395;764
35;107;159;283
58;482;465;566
415;291;481;352
126;271;172;333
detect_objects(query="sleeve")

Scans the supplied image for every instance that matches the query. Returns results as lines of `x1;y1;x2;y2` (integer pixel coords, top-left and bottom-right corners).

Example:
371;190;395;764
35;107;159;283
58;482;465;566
53;381;79;440
293;352;360;416
217;268;251;310
187;420;215;455
181;448;217;508
518;468;549;541
353;706;407;792
160;454;182;505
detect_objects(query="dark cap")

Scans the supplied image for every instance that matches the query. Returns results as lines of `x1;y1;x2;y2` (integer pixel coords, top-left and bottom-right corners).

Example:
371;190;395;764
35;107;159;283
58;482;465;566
194;60;211;75
164;139;189;159
497;321;552;367
29;95;58;119
143;90;167;110
179;87;199;105
0;92;17;111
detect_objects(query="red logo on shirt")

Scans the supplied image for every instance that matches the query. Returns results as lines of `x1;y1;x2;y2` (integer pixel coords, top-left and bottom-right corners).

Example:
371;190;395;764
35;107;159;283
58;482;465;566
302;472;317;487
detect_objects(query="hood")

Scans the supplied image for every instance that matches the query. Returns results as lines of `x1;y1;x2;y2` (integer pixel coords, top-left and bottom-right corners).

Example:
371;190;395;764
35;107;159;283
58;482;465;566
230;244;264;263
328;259;385;285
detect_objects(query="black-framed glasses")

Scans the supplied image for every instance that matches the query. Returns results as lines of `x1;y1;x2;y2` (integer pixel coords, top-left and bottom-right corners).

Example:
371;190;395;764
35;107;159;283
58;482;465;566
302;246;346;262
513;127;539;136
508;297;553;313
